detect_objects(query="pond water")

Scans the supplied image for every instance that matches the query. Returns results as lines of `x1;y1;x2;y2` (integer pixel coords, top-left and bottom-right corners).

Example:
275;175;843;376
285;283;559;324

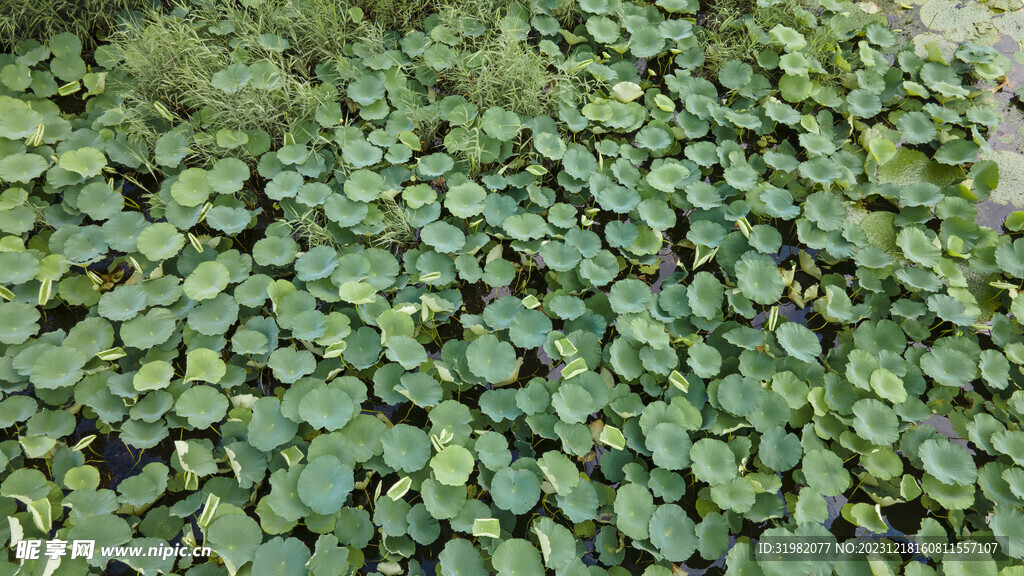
876;0;1024;230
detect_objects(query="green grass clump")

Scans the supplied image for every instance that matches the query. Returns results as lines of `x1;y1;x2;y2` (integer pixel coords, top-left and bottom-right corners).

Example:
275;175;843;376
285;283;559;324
186;0;362;65
185;0;437;63
347;0;437;32
699;0;847;81
282;205;338;248
109;4;329;156
0;0;152;49
373;193;416;251
429;0;578;116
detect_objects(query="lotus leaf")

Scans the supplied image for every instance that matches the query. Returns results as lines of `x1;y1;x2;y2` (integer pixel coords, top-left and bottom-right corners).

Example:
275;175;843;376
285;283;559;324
691;439;737;485
0;153;48;183
183;261;231;301
58;147;105;178
802;449;851;496
445;182;487;218
248;397;298;452
0;2;1017;572
430;445;475;486
613;482;655;540
171;168;212;207
466;334;516;383
297;456;353;515
439;539;487;576
493;538;544;576
137;222;185;261
206;513;262;575
919;439;977;486
491;468;541;514
174;386;228;429
776;322;821;363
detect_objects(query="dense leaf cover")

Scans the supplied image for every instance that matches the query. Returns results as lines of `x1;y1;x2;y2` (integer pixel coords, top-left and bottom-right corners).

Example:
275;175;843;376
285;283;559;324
1;0;1022;574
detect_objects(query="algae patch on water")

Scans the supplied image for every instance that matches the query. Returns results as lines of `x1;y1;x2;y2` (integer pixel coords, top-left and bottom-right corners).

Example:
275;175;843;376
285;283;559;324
987;150;1024;206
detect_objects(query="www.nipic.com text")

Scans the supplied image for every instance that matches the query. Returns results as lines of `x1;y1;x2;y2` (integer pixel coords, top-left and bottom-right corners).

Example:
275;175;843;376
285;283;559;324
13;539;212;561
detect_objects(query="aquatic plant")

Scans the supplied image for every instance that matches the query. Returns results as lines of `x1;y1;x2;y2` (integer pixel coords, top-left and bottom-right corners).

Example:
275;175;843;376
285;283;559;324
1;0;1022;574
